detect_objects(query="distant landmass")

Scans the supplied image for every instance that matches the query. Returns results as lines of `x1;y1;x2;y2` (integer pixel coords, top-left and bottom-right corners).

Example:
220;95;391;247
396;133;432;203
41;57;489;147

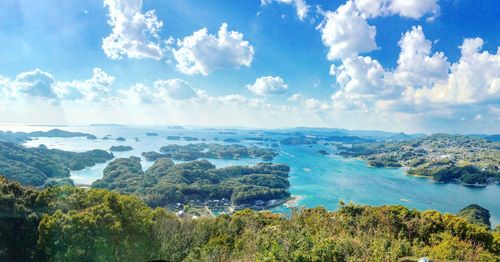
0;129;93;143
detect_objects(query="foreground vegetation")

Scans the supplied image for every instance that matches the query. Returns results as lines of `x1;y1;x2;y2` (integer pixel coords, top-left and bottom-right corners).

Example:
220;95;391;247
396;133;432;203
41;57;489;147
339;134;500;186
1;177;498;261
92;157;291;207
0;142;114;187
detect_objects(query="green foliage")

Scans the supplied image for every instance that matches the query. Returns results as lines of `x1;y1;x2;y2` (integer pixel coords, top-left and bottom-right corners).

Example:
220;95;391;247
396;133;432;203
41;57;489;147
457;204;491;228
341;134;500;185
1;178;499;261
109;145;133;152
0;142;113;186
157;143;278;161
92;158;291;206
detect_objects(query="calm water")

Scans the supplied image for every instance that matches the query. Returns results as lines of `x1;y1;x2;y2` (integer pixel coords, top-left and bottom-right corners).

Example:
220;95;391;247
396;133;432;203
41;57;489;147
10;125;498;226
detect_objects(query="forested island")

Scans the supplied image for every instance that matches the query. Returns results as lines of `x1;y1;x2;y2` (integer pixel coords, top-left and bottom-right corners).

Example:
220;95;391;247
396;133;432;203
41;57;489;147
142;143;278;161
339;134;500;186
0;128;92;143
1;177;498;261
109;145;133;152
92;157;291;208
0;142;114;187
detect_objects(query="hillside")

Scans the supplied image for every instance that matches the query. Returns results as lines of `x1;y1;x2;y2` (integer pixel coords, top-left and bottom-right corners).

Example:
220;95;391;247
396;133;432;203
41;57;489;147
339;134;500;186
1;177;498;261
0;142;114;186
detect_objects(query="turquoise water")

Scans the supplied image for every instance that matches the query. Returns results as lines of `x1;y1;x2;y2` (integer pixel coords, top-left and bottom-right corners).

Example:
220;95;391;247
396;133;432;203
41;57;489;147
13;125;499;225
274;145;500;226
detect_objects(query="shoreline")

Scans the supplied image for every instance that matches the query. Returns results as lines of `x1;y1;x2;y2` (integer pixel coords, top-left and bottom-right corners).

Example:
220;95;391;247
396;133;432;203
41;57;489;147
345;155;497;188
284;195;303;207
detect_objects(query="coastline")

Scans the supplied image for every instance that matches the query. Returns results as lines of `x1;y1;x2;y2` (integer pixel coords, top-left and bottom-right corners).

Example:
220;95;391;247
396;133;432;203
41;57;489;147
284;195;303;207
346;155;496;188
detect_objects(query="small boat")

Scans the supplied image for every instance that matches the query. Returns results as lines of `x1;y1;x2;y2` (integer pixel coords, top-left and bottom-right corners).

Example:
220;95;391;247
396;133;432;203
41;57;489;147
400;198;410;202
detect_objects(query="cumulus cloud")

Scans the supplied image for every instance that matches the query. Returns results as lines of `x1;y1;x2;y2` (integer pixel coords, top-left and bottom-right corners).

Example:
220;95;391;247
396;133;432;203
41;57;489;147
247;76;289;96
121;79;201;103
391;26;449;87
354;0;439;19
330;55;392;110
0;68;115;103
14;69;58;99
261;0;310;20
172;23;255;75
153;79;199;100
326;25;500;129
102;0;164;60
54;68;115;101
317;1;377;60
407;38;500;105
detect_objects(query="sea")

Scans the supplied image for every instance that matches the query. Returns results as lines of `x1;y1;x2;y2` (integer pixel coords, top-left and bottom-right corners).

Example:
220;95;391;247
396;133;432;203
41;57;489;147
4;125;499;226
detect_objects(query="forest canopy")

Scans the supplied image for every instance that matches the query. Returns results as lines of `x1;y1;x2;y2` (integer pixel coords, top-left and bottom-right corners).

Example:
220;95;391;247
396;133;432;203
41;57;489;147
1;177;498;261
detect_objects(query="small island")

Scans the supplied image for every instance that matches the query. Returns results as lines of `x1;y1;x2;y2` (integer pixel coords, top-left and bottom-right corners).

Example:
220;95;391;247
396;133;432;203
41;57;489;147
155;143;278;161
109;145;133;152
280;136;317;145
142;151;165;161
116;137;126;141
146;132;159;136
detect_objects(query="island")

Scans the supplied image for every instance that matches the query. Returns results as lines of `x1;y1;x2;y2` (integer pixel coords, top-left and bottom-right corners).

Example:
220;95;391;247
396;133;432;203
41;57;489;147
141;151;165;161
109;145;133;152
154;143;278;161
339;134;500;186
92;157;291;209
280;136;317;145
0;128;95;143
28;128;92;138
116;137;126;141
0;141;114;186
146;132;159;136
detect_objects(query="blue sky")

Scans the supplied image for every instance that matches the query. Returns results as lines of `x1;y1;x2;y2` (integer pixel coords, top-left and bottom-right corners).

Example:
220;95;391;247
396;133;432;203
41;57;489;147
0;0;499;133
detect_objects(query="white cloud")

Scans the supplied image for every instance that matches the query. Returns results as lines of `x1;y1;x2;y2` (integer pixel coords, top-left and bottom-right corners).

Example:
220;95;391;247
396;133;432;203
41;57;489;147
0;68;115;103
173;23;255;75
328;26;499;122
247;76;288;96
330;55;399;110
391;26;449;87
14;69;58;99
121;79;201;103
54;68;115;101
219;94;247;104
102;0;164;60
261;0;310;20
406;38;500;105
153;79;199;100
317;1;377;60
389;0;438;19
354;0;439;19
288;93;303;102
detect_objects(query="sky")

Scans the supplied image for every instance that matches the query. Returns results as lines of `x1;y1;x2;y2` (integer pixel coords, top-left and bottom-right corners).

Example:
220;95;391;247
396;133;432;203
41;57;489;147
0;0;499;134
